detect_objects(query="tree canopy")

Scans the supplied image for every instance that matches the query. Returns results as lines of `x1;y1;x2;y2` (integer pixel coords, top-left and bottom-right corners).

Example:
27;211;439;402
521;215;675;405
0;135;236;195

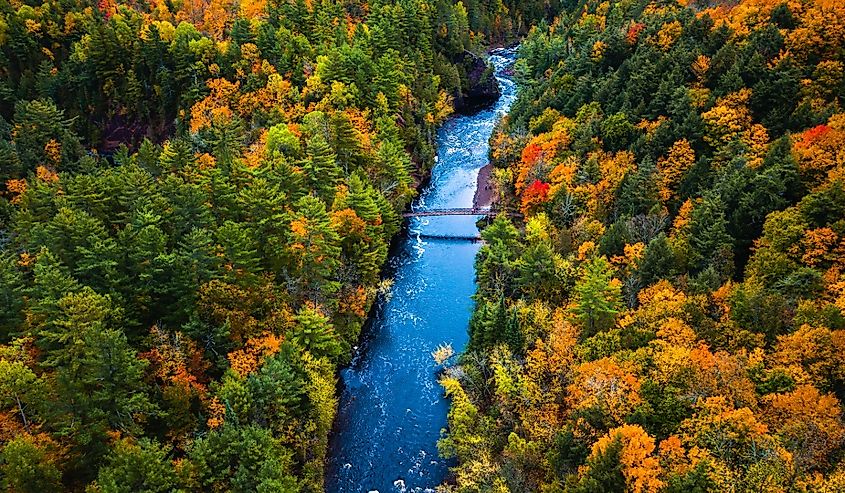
442;0;845;491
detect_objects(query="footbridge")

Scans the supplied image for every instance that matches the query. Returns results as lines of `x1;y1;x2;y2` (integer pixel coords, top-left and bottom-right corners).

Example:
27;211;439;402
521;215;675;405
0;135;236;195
401;207;521;218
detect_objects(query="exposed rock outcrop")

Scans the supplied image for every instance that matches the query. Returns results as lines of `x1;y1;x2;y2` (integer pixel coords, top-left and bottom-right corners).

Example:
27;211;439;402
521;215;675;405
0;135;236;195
453;50;500;114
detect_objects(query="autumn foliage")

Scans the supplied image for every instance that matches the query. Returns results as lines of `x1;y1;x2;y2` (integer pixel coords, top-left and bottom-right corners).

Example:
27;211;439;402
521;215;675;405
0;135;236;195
0;0;545;487
441;0;845;491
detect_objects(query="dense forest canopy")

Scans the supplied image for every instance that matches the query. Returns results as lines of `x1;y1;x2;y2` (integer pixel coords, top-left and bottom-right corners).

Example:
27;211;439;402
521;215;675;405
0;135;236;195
441;0;845;491
3;0;845;490
0;0;558;490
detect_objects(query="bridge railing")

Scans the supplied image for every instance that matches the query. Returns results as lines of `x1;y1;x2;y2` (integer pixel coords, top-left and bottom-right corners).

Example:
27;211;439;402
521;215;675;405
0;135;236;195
401;207;521;218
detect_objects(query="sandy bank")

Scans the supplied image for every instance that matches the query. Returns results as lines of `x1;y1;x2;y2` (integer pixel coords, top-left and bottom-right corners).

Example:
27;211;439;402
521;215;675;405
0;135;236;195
473;163;495;208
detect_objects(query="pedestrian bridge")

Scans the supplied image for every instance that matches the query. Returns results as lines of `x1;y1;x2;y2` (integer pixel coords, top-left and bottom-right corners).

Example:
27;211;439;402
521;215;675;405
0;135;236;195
401;207;521;218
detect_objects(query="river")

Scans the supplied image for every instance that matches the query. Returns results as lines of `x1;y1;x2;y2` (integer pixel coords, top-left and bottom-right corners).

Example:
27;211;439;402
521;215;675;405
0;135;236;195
325;48;517;493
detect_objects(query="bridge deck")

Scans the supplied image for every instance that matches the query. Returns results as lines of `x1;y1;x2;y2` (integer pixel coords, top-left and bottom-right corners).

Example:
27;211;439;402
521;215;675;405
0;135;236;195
414;233;482;241
402;207;520;218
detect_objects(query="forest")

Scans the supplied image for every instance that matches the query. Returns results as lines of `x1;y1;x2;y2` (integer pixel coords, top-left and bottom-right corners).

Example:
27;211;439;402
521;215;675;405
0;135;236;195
440;0;845;491
0;0;555;490
2;0;844;490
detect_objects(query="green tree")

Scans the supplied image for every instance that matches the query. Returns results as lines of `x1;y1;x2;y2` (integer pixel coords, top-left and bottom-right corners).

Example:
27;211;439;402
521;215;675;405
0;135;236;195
571;257;622;336
303;134;341;204
637;233;677;287
0;255;25;340
469;295;522;352
10;98;81;172
0;434;63;493
216;220;263;278
567;436;625;493
95;439;181;493
287;196;341;302
158;139;195;174
247;345;309;430
476;215;522;297
516;242;564;302
208;117;245;171
687;196;734;279
189;424;299;493
663;461;717;493
289;307;342;362
39;289;154;463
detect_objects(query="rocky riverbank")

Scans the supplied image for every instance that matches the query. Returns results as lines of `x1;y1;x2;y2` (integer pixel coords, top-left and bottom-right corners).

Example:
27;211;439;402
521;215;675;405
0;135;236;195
453;50;500;114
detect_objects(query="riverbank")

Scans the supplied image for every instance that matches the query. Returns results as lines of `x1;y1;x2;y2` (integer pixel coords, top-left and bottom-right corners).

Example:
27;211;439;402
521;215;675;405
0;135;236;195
473;162;495;208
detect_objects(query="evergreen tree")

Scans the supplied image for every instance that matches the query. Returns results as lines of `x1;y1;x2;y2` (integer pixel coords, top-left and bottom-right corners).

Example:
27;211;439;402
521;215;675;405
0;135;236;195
0;255;25;341
302;134;341;204
571;257;622;337
247;345;309;429
216;220;263;278
568;437;626;493
96;439;180;493
286;196;341;303
189;424;300;492
476;216;522;297
289;307;342;362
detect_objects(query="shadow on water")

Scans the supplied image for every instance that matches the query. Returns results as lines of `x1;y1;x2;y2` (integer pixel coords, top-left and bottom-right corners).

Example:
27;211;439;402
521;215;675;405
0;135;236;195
325;48;517;493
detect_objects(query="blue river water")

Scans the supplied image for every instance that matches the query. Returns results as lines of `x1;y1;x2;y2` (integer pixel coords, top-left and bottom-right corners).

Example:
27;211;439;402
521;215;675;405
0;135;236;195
325;49;517;493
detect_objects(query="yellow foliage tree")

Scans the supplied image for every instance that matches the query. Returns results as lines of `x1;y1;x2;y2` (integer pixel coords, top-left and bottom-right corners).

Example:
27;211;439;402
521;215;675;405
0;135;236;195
657;139;695;203
226;331;283;377
701;89;753;147
589;424;664;493
566;357;642;425
771;324;845;391
764;385;845;470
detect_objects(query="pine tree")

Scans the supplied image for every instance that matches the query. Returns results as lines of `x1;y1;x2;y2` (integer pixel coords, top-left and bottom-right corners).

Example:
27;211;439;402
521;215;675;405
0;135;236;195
208;117;246;172
571;257;622;337
570;437;626;493
216;221;263;278
302;134;341;204
289;307;342;361
0;255;25;341
287;196;342;303
375;139;414;202
96;439;180;493
27;249;80;326
516;242;562;302
11;98;81;172
38;289;154;473
247;344;309;428
330;112;364;173
158;139;195;173
477;216;522;298
189;423;300;492
168;228;220;322
469;296;521;351
687;196;734;279
197;167;240;224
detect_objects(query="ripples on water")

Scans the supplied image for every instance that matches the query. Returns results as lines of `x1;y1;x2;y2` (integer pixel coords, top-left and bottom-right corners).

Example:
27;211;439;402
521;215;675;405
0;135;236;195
326;48;517;493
